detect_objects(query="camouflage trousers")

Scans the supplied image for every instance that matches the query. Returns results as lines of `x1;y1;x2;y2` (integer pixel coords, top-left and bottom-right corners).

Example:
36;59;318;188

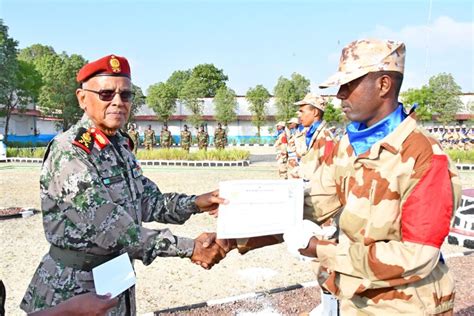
277;157;288;179
144;142;153;150
20;254;135;315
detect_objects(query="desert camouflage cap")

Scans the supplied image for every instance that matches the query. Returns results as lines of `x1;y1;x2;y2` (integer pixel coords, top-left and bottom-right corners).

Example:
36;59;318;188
319;39;405;88
288;118;299;124
276;121;286;127
295;93;326;112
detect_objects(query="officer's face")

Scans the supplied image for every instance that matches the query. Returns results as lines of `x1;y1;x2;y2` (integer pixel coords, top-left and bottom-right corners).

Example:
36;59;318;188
336;73;384;127
77;76;132;136
298;104;319;127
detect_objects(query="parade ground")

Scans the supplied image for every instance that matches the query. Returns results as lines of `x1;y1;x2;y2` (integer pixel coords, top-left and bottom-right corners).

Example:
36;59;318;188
1;146;473;315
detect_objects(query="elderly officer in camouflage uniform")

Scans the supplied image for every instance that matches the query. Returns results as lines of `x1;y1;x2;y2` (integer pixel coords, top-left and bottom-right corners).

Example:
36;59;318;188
214;122;227;150
143;124;155;150
20;55;229;315
127;123;139;154
274;121;288;179
160;124;172;149
180;124;192;152
197;125;209;151
290;93;334;181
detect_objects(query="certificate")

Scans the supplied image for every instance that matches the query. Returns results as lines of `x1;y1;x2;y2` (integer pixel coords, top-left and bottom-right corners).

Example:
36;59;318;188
217;179;304;238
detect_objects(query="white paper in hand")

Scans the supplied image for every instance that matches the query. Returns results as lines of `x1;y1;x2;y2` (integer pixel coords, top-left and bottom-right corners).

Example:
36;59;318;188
92;253;136;298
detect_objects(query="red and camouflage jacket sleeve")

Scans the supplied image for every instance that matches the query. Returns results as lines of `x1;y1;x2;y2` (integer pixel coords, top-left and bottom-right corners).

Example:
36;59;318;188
307;127;462;299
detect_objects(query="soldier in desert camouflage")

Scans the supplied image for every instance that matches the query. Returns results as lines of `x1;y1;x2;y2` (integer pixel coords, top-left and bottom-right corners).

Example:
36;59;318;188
20;54;229;315
274;121;288;179
217;39;461;316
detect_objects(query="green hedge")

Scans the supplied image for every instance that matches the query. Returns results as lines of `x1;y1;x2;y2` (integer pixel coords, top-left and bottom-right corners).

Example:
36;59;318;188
7;147;47;158
446;149;474;164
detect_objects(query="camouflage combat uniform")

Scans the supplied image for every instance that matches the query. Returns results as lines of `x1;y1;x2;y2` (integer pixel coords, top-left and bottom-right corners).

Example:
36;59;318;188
180;130;192;152
20;115;200;315
127;128;139;154
290;121;334;181
197;130;209;151
303;112;461;315
160;129;172;149
274;130;288;179
214;127;227;150
143;128;155;150
286;127;300;178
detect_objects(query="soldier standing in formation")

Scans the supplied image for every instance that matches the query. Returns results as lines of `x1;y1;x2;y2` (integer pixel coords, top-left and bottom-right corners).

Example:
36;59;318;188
274;121;288;179
214;122;227;150
180;124;192;152
286;117;301;178
160;124;172;149
143;124;155;150
291;93;334;181
197;125;209;151
20;54;229;315
127;123;139;154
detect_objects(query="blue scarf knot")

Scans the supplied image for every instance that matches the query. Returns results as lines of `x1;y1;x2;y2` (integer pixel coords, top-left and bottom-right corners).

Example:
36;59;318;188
306;121;322;147
347;104;408;156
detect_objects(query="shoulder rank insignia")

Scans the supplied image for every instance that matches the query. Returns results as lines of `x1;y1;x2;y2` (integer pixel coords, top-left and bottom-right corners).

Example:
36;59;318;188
89;128;110;150
73;127;94;154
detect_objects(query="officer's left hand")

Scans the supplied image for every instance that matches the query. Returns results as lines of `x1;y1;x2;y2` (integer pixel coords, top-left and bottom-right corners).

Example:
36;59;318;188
195;189;229;215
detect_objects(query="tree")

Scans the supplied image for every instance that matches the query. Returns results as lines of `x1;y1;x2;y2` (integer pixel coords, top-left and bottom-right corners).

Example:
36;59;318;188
166;70;191;97
17;43;55;63
213;87;237;126
190;64;228;97
179;77;205;127
323;98;343;124
401;86;432;121
147;82;176;123
426;73;462;125
129;84;145;123
273;72;310;122
36;53;87;131
246;84;270;137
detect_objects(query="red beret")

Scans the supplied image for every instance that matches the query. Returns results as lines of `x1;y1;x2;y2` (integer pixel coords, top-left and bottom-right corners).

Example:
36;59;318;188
76;54;131;83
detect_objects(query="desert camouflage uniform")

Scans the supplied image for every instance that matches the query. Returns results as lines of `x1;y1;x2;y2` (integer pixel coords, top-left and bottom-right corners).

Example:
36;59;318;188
127;128;139;154
214;127;227;150
143;128;155;150
160;129;172;149
289;121;334;181
197;130;209;150
20;115;200;315
303;112;461;315
274;130;288;179
286;127;300;178
180;130;192;152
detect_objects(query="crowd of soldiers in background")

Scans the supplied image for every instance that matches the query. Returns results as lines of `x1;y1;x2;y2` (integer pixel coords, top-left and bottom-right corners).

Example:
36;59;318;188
126;123;227;154
275;120;474;179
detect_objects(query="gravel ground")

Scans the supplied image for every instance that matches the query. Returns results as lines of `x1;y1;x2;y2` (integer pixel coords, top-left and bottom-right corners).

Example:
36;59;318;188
1;148;473;315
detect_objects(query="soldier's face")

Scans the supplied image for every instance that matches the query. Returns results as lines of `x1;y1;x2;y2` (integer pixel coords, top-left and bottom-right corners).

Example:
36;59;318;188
336;74;384;127
77;76;132;135
298;104;319;127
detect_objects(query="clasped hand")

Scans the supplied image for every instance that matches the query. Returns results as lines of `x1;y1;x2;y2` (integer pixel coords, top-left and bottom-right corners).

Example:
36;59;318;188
191;233;236;269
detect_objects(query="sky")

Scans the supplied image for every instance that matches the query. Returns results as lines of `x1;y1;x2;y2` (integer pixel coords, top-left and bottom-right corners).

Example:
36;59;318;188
1;0;473;96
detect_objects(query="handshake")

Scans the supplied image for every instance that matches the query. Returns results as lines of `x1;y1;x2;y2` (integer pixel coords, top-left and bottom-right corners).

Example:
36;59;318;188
190;233;236;269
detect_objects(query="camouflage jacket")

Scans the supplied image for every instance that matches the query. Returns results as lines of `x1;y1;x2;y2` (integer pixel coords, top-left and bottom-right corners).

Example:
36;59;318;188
160;130;172;146
290;121;334;180
214;128;227;147
274;131;287;162
21;115;200;314
197;131;209;147
304;113;461;314
143;129;155;144
180;130;192;147
128;129;139;147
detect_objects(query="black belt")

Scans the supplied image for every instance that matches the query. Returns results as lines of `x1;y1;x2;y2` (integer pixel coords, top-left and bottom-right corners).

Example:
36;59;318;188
49;245;120;271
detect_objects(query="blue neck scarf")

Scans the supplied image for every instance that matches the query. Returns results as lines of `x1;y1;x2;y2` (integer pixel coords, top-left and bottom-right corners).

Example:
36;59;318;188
306;121;321;147
298;124;305;132
346;104;408;156
276;129;284;137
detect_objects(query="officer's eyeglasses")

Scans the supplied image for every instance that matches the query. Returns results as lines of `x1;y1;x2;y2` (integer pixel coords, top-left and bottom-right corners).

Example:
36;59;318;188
83;89;134;102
